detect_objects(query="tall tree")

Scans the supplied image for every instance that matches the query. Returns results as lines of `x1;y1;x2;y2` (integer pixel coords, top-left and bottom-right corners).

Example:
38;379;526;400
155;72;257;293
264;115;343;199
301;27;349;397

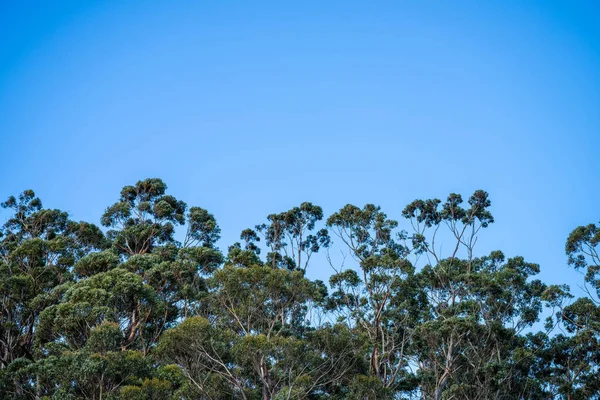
25;179;221;399
158;205;354;400
253;202;330;271
0;190;106;398
536;221;600;399
326;203;421;396
1;179;598;399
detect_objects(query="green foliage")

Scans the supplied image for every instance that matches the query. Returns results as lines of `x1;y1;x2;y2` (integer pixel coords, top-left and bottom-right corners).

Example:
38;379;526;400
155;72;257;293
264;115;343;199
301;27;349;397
1;180;599;399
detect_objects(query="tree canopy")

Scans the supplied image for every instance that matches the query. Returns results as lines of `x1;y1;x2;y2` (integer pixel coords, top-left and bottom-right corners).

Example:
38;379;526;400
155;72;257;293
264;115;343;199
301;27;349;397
0;178;597;399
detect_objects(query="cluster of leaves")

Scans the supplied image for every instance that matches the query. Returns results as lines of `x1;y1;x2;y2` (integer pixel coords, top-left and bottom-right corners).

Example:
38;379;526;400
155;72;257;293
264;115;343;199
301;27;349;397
0;179;598;399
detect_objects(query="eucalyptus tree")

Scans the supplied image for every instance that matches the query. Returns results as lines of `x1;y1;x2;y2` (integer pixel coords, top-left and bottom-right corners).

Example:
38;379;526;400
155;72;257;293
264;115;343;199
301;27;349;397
534;220;600;399
1;179;596;400
566;221;600;303
402;191;553;400
412;252;548;399
252;202;330;271
98;178;222;342
326;203;422;396
157;266;343;400
27;179;221;399
0;190;106;398
158;205;358;400
326;191;554;399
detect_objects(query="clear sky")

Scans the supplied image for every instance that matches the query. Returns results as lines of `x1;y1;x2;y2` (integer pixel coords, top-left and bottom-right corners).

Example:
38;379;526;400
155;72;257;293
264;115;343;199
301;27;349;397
1;1;599;294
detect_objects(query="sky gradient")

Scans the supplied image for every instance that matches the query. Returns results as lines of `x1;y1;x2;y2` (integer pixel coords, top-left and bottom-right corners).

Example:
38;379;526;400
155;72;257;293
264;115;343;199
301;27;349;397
1;1;599;293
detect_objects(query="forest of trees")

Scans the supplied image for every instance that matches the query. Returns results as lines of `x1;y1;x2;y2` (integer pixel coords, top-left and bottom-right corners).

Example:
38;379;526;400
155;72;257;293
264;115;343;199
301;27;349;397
0;178;598;399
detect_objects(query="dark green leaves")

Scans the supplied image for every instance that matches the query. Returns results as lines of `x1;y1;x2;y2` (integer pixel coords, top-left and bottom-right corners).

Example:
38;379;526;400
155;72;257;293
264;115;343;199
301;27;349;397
1;182;599;400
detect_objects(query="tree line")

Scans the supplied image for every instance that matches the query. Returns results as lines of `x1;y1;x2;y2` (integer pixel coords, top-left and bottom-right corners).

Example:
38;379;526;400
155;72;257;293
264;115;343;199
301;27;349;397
0;178;598;399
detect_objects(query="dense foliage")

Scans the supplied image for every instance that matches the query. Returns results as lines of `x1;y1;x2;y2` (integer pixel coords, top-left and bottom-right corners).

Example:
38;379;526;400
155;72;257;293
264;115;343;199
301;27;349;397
0;178;597;399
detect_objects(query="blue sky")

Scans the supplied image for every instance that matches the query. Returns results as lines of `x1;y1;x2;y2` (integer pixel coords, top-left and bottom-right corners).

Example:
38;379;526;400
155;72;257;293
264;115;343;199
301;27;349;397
1;1;599;293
